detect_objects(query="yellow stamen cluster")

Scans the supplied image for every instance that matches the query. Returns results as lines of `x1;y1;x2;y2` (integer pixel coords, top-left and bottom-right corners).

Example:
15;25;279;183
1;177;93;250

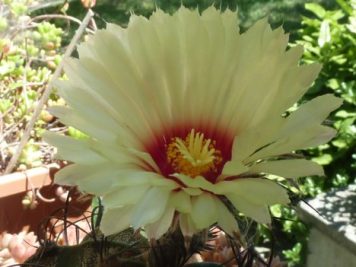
167;129;222;177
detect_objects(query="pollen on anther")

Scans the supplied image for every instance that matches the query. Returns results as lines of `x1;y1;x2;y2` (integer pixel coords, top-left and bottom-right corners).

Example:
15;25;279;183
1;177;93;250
166;129;222;177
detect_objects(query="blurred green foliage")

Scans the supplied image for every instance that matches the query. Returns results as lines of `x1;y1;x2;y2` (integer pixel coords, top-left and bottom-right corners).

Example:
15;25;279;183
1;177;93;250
269;0;356;265
0;0;65;170
298;0;356;192
66;0;335;34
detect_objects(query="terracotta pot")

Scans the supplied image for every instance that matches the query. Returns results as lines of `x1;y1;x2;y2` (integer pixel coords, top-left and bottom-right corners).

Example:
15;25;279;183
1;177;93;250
0;164;91;234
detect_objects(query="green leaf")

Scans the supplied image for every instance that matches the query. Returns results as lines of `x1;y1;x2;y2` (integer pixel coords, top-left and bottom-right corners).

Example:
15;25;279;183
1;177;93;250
312;154;333;165
68;127;89;140
318;20;331;47
0;17;8;32
327;78;340;90
328;10;345;21
0;99;12;112
305;3;326;18
332;139;348;148
283;242;302;264
347;17;356;33
330;54;347;64
270;205;282;218
336;0;353;15
335;110;355;118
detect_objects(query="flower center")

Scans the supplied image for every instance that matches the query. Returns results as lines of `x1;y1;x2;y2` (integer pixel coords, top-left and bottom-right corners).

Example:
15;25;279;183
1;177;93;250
166;129;222;177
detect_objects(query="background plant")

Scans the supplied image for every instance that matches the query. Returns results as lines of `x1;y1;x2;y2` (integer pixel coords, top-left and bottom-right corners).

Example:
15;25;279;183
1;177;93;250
0;0;66;172
268;1;356;265
0;0;92;173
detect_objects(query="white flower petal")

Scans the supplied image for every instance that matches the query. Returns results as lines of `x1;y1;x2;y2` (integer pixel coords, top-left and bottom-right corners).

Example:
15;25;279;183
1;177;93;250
247;94;342;162
56;165;163;195
191;193;218;229
43;132;104;165
131;187;170;228
179;213;198;236
53;79;135;145
248;125;337;162
103;184;150;208
101;206;133;236
281;94;342;135
174;174;215;192
249;159;324;178
63;57;160;143
215;178;290;205
49;106;118;142
145;205;175;239
45;131;155;172
54;163;122;189
227;194;271;224
215;200;239;235
221;160;249;177
228;117;284;166
170;190;192;213
182;187;203;196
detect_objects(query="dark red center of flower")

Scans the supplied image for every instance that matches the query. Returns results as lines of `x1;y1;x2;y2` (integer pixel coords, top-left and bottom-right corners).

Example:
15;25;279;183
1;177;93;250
145;124;234;183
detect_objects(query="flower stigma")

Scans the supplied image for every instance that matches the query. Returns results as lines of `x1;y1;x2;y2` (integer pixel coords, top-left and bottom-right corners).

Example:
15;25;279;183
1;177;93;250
166;129;222;177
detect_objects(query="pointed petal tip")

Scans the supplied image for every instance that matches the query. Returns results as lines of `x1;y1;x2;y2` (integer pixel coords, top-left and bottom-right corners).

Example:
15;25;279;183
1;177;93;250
54;167;77;185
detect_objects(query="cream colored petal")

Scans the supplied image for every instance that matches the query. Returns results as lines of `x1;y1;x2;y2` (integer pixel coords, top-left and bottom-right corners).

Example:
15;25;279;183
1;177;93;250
270;94;342;147
55;165;163;195
148;175;178;189
264;63;323;121
87;142;158;172
227;194;271;224
221;21;290;132
249;159;324;178
60;167;140;195
43;132;104;165
219;20;323;135
221;160;249;177
174;174;215;192
127;148;160;173
191;193;218;229
182;187;203;196
54;164;112;185
49;106;119;142
100;206;133;236
215;200;238;235
62;57;160;144
124;16;174;126
53;80;141;148
103;184;150;208
247;125;337;162
273;63;322;114
131;187;170;228
149;7;242;127
215;178;290;205
281;94;342;135
145;204;175;239
179;213;197;237
77;17;176;135
45;131;155;171
228;116;284;165
148;10;186;124
173;8;229;124
246;95;341;162
170;190;192;213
